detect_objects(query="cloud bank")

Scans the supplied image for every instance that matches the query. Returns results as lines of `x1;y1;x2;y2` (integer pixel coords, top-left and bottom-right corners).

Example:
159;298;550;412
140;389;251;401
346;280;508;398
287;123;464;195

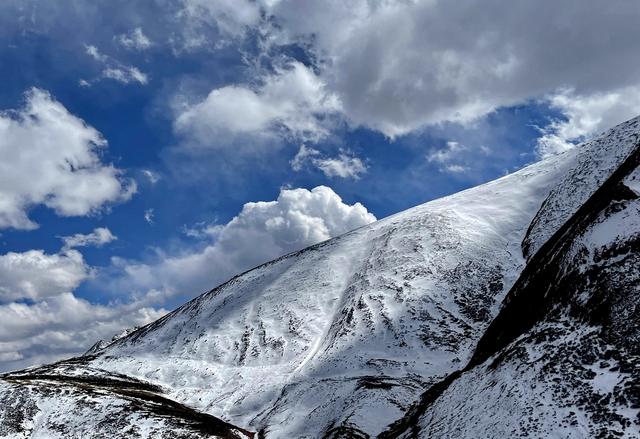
0;244;164;370
175;0;640;150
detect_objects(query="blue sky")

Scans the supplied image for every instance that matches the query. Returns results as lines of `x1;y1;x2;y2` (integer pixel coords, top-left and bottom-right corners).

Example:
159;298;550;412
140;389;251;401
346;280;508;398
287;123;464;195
1;0;639;370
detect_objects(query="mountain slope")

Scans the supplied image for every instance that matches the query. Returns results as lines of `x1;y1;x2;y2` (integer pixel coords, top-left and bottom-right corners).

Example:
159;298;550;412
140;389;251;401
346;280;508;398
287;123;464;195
86;142;575;437
1;117;639;438
0;357;253;439
385;116;640;438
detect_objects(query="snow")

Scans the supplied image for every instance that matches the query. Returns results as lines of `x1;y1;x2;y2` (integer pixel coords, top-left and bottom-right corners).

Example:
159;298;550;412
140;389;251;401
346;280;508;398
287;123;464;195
580;201;640;252
408;133;640;438
523;115;640;258
624;166;640;195
85;144;576;437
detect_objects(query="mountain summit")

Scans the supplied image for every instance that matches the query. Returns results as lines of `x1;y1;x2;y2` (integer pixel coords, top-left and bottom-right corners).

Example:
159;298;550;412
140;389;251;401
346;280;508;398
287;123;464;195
1;117;639;438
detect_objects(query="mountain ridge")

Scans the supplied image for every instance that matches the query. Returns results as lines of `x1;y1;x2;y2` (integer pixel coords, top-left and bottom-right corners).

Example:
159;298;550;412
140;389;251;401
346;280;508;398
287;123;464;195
381;116;640;438
2;116;640;438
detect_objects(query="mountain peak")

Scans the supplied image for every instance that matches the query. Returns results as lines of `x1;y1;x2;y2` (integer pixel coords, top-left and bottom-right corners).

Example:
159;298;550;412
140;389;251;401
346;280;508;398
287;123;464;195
2;117;640;438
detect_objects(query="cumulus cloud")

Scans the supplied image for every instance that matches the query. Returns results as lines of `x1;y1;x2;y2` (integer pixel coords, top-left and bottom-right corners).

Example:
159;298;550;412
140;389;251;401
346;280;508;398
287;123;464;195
0;88;135;230
115;27;152;50
61;227;117;250
7;1;640;145
84;44;148;85
112;186;376;297
264;1;640;137
291;145;367;179
536;86;640;158
0;249;90;302
0;89;149;370
0;242;164;371
0;292;165;371
174;61;341;151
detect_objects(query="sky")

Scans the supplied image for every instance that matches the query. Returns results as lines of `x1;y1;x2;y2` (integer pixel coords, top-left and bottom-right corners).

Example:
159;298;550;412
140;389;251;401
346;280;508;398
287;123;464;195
1;0;640;371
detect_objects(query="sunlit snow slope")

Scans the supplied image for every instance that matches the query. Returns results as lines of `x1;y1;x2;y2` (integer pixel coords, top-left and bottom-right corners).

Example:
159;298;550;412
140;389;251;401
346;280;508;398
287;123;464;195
1;116;639;438
88;140;576;438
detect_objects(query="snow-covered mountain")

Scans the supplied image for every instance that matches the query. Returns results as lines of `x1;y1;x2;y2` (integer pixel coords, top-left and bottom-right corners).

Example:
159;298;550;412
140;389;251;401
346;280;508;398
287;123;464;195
1;117;639;438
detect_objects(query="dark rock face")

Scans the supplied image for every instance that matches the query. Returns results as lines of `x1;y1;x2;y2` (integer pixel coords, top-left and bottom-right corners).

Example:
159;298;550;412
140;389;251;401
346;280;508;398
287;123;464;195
471;142;640;369
382;141;640;437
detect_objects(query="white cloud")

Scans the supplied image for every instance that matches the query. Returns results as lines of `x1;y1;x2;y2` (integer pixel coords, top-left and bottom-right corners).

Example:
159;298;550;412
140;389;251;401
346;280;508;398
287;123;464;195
428;141;467;164
0;88;135;230
184;1;640;139
0;243;164;371
142;169;160;184
102;67;148;85
61;227;117;250
444;164;469;174
144;208;154;224
0;249;90;302
315;155;367;179
174;61;341;151
8;1;640;144
179;0;262;45
84;45;148;85
266;1;640;137
536;86;640;158
112;186;376;298
0;292;165;371
85;44;107;62
115;27;152;50
290;144;321;171
182;220;221;239
291;145;367;179
427;141;471;174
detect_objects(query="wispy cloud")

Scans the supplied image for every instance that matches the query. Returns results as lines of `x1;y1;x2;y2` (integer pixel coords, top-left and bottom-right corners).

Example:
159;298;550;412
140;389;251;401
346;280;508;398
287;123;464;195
144;208;154;224
115;27;152;51
61;227;117;250
427;141;473;175
537;86;640;158
0;88;135;230
142;170;161;185
291;145;367;180
83;44;148;86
